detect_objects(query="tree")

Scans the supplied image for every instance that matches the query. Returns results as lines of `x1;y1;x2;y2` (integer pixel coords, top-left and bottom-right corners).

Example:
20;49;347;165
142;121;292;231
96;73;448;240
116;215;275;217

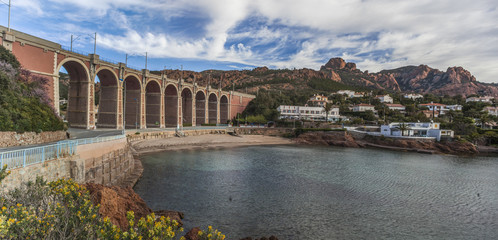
324;103;332;123
395;122;411;136
478;112;491;129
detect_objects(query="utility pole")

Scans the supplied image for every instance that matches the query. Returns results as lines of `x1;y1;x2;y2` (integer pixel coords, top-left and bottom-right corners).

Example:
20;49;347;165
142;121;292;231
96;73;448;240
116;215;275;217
125;54;128;66
145;52;148;70
93;32;97;55
7;0;11;32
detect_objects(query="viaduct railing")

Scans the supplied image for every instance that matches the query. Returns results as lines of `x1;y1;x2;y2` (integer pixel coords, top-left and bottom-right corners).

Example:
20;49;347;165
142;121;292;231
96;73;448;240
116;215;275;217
0;134;126;170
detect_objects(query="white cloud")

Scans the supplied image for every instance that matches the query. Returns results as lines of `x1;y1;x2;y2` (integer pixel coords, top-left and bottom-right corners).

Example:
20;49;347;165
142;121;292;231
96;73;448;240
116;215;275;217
9;0;498;83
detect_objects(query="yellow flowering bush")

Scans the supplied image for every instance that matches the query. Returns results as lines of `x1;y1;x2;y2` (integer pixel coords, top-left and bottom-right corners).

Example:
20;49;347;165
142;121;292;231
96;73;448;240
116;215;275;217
198;225;226;240
0;165;226;240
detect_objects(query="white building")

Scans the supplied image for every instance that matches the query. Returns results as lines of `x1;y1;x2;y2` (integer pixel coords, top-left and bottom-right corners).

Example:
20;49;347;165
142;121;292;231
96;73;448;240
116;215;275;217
445;104;463;111
403;94;424;100
376;95;393;103
352;104;375;112
336;90;355;97
277;105;341;121
385;103;406;111
466;96;494;103
419;103;462;115
485;106;498;116
380;122;447;141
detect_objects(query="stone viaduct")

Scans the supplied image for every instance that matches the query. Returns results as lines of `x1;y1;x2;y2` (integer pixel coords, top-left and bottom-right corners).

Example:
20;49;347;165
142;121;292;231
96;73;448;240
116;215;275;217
0;26;255;129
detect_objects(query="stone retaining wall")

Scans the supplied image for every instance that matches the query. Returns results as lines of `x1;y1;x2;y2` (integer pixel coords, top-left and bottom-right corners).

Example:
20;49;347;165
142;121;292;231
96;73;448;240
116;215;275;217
0;157;70;193
235;127;293;136
0;131;67;148
127;129;227;142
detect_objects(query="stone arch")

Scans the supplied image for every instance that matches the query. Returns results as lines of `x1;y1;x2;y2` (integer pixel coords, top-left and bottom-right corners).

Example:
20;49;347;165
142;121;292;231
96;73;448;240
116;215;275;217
208;93;218;124
195;90;206;126
145;81;161;128
220;95;229;124
123;75;141;129
56;58;91;128
181;87;193;126
164;84;178;127
95;67;119;128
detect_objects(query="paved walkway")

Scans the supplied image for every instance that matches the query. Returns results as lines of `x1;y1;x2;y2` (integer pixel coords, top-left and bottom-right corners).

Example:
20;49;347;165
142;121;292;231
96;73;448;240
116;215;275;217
0;126;229;152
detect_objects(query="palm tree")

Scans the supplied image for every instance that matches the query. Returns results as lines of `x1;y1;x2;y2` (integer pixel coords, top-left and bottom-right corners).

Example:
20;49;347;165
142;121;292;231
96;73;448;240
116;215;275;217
396;122;411;136
324;103;332;123
479;112;491;129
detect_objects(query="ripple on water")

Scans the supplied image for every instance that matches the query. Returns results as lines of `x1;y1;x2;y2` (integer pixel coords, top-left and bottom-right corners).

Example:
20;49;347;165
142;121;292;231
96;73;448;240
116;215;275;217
134;145;498;239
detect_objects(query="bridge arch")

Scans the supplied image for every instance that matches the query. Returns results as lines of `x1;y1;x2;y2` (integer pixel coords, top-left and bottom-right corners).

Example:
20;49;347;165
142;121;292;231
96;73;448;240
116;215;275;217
95;67;119;128
220;95;229;124
56;58;91;128
208;93;218;124
195;90;206;126
164;84;178;127
181;87;193;126
145;80;161;128
123;75;142;129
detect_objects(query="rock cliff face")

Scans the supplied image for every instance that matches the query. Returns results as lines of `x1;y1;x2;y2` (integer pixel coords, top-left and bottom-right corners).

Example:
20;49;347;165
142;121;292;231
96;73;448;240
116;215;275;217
156;58;498;97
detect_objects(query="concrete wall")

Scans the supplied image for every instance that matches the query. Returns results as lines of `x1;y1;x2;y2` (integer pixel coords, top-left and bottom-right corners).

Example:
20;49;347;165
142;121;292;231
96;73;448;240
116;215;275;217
0;138;134;192
0;131;67;148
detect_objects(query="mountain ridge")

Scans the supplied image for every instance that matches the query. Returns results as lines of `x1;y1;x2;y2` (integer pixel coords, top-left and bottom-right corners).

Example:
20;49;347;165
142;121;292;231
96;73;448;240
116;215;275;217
156;58;498;97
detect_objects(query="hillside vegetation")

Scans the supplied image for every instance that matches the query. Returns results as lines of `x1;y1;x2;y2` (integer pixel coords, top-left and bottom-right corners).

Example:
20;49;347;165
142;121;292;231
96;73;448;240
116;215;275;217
0;46;64;132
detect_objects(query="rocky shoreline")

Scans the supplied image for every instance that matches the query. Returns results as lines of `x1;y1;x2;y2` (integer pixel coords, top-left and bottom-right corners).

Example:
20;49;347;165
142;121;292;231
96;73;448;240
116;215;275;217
294;130;487;156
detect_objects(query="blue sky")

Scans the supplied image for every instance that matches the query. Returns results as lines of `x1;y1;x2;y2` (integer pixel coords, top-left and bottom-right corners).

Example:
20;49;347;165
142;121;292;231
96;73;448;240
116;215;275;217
1;0;497;83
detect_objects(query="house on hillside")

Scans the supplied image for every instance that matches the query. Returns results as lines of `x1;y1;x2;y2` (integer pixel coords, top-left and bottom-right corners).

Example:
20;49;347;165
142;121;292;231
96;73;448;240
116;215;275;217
336;90;356;98
485;106;498;116
380;122;450;141
445;104;463;111
419;102;446;114
376;95;393;103
466;96;494;103
386;103;406;112
403;93;424;100
353;104;375;112
307;94;329;107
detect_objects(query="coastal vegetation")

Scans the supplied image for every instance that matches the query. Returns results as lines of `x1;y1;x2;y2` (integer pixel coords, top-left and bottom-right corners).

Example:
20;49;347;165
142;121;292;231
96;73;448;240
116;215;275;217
0;46;65;133
0;166;225;240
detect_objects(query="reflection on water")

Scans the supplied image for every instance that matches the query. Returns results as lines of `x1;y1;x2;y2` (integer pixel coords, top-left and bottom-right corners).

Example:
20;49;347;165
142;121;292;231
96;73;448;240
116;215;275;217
134;145;498;239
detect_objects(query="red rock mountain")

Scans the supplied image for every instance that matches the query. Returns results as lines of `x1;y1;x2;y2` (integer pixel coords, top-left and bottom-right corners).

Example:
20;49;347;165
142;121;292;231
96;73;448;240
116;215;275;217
155;58;498;97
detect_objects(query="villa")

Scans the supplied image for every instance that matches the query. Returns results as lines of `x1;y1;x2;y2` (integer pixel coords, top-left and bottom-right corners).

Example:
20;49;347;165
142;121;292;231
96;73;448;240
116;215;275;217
485;106;498;116
380;122;451;141
307;94;329;107
353;104;375;112
376;95;393;103
277;105;341;121
466;96;494;103
385;103;406;111
403;94;424;100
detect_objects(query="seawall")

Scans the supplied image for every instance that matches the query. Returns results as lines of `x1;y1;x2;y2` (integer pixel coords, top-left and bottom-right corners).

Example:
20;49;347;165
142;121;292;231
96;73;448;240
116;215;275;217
1;137;135;192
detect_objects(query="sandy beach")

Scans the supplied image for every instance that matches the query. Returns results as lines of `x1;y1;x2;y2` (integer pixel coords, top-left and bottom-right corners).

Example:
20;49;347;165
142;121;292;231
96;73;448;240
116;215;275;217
131;134;295;154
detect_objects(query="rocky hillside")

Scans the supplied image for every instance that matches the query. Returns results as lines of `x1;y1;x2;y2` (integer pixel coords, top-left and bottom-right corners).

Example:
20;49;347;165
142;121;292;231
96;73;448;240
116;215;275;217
156;58;498;97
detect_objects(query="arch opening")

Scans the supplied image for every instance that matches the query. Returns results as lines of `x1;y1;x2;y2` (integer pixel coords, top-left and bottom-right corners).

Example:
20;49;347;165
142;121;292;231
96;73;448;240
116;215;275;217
220;95;229;124
59;60;90;128
195;91;206;126
96;69;118;128
164;85;178;127
181;88;193;126
145;81;161;128
208;93;218;124
123;76;141;129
